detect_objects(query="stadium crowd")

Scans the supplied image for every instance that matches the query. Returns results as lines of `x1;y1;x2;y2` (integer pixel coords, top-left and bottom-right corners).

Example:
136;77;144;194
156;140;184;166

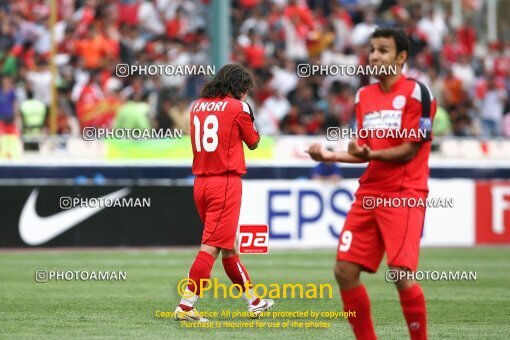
0;0;509;141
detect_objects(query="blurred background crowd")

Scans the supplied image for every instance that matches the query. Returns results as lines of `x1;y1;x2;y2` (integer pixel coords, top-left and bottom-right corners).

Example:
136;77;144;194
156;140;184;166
0;0;509;143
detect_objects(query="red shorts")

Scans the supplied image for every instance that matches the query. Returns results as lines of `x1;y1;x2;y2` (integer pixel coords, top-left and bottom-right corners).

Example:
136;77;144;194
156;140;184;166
336;191;426;272
194;174;242;249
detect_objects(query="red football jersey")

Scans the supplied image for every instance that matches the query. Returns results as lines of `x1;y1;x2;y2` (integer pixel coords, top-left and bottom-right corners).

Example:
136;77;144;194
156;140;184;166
190;96;259;176
355;75;437;194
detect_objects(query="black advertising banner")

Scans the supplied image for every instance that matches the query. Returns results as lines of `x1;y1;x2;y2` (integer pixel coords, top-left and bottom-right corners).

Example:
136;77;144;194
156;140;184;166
0;185;202;247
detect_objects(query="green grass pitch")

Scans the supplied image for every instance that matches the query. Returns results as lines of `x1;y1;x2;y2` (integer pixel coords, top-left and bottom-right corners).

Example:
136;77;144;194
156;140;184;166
1;247;509;339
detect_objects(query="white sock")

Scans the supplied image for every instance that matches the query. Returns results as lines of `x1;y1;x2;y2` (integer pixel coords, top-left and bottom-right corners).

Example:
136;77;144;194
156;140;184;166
179;287;199;308
242;289;258;306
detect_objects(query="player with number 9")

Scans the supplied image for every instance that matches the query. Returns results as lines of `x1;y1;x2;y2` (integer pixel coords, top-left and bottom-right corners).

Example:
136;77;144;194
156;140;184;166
174;64;274;322
308;28;436;340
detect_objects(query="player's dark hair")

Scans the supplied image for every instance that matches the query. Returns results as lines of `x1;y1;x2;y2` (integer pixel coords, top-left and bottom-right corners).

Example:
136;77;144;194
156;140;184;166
370;27;410;60
201;64;254;100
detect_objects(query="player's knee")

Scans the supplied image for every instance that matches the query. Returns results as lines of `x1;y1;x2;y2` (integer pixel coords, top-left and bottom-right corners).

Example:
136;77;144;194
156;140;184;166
334;262;360;286
200;244;220;259
221;248;238;258
389;266;416;290
395;277;416;291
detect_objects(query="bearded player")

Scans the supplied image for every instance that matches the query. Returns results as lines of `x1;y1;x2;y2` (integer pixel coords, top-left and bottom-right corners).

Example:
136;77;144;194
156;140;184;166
308;28;436;339
174;64;274;322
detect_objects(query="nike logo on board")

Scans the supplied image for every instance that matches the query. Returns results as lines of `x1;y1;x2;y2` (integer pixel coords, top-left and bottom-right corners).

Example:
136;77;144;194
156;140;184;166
19;188;130;246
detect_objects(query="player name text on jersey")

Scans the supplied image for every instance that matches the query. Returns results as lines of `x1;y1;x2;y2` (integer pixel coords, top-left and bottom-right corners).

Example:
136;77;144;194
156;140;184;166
192;101;228;113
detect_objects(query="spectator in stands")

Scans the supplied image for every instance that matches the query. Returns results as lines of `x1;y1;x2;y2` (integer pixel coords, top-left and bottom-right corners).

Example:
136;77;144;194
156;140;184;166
456;19;476;57
160;42;190;93
119;24;145;65
417;6;448;66
452;53;476;92
329;81;355;127
0;75;19;134
279;105;306;135
503;111;510;138
450;104;476;137
25;59;51;107
307;22;336;60
405;18;427;59
478;76;508;137
350;9;378;47
0;10;14;53
242;30;266;70
74;0;97;37
0;0;507;143
330;3;352;52
155;98;173;132
306;107;326;135
19;90;46;136
441;33;468;67
165;6;190;41
256;88;291;135
240;7;269;37
74;24;111;70
113;92;151;131
281;2;310;61
427;67;444;107
442;69;465;110
292;82;316;118
432;106;452;137
75;70;106;129
484;42;510;79
168;98;190;134
137;0;165;40
0;75;21;158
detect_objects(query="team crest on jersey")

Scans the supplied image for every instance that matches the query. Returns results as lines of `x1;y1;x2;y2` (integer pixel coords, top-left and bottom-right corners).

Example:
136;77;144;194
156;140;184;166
363;110;402;129
392;95;406;109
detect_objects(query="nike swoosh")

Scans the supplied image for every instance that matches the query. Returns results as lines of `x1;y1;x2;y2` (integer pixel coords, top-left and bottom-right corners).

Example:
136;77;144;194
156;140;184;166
19;188;131;246
252;301;268;311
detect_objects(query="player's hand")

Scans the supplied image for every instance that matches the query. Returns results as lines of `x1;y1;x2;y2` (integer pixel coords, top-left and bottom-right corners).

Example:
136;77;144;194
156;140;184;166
348;139;371;159
306;143;335;162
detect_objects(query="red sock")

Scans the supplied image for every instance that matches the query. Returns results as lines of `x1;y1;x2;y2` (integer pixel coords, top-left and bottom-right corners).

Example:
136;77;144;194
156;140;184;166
340;284;377;340
180;251;215;311
222;256;260;305
399;284;427;340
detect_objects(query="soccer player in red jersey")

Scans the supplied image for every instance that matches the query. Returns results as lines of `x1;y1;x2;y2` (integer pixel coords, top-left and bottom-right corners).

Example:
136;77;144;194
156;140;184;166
308;28;436;340
174;64;274;322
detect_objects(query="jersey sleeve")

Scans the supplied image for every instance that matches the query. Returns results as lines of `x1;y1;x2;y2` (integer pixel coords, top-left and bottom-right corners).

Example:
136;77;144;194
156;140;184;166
402;81;436;142
354;88;368;146
236;101;260;147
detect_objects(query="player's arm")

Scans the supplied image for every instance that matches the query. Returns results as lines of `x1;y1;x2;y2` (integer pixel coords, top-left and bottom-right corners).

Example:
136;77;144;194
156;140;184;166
237;101;260;150
347;138;419;162
247;138;259;150
307;143;368;163
366;142;421;162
